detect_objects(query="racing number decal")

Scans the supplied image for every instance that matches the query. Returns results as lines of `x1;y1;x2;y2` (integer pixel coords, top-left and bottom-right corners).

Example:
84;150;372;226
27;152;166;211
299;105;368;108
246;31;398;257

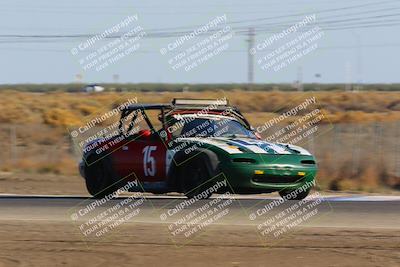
142;146;157;176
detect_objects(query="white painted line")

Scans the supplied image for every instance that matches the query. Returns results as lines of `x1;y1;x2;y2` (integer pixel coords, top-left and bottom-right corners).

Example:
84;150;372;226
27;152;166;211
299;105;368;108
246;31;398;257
324;196;400;201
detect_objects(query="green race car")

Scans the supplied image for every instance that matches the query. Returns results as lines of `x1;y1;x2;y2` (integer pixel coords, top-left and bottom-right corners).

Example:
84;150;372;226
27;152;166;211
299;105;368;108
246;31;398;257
79;98;317;200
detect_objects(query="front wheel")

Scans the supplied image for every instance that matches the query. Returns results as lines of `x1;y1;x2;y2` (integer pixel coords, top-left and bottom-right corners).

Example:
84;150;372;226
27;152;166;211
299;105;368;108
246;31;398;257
179;159;212;199
279;187;311;200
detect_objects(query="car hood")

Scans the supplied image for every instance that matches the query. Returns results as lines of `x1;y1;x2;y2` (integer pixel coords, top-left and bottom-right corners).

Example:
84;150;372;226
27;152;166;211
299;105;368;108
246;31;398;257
176;137;312;155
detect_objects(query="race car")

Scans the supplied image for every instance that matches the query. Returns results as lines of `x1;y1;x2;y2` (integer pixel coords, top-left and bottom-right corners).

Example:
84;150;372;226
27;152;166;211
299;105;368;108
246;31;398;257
79;98;317;200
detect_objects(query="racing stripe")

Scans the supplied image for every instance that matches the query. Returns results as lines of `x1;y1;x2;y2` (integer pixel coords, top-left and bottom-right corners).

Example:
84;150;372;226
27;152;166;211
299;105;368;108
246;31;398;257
226;139;267;154
229;139;292;154
179;137;243;154
264;142;291;154
244;145;268;154
211;138;253;153
177;137;310;155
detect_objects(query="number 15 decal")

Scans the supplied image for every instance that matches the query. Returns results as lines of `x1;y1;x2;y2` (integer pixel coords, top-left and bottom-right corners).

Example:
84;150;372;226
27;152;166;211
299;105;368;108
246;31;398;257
142;146;157;176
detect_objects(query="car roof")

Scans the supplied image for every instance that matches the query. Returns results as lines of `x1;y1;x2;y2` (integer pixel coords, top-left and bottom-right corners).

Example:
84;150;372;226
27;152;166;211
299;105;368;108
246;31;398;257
123;98;231;111
123;104;233;112
174;113;238;120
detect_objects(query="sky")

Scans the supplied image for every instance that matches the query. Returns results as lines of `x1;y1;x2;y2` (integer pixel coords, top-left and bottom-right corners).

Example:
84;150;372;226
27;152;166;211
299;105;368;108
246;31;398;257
0;0;400;84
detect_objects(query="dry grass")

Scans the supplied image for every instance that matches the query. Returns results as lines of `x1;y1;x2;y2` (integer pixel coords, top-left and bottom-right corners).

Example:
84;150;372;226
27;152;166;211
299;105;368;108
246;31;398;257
0;91;399;126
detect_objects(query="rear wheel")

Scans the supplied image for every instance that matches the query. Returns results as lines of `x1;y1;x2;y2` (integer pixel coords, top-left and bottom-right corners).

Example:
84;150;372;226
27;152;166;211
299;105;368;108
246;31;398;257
179;159;212;199
84;155;116;198
279;187;311;200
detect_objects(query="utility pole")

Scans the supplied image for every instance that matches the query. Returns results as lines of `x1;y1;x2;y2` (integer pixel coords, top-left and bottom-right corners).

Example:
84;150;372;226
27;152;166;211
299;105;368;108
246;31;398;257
113;74;119;83
345;61;352;91
75;73;83;83
297;66;303;91
246;27;255;84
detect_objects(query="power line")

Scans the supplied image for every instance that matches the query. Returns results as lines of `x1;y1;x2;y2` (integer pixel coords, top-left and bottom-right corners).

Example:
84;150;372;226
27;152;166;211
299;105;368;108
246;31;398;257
1;0;398;38
2;19;400;41
1;43;400;52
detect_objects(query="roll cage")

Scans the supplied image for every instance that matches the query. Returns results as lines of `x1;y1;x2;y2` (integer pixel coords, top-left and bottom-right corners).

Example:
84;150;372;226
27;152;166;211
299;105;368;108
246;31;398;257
118;99;252;138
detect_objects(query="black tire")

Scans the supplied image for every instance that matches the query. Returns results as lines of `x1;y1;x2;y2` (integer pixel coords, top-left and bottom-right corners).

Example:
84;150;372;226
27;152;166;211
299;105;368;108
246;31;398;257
84;155;116;198
179;159;212;199
279;187;311;200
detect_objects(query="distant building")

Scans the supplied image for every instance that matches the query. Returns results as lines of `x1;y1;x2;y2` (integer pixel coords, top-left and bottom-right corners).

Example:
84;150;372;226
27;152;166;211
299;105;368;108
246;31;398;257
82;84;105;93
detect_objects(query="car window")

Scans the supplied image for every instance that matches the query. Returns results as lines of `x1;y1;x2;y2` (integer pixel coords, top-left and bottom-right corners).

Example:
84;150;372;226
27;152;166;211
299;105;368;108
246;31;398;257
172;117;256;139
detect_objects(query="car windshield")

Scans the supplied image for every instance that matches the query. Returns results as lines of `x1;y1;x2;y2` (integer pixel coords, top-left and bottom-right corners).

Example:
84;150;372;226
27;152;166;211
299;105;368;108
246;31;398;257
174;116;256;139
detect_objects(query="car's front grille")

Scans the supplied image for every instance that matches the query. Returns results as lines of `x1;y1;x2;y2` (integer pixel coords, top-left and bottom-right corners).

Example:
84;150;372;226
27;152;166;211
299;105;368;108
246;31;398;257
252;174;304;184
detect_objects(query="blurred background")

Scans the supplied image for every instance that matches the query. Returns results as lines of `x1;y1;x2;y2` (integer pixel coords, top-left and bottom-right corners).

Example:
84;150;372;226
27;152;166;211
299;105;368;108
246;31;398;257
0;0;399;194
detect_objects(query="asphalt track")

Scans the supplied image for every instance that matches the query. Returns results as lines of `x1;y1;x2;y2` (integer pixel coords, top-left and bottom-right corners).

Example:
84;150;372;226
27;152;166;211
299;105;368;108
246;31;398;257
0;194;399;229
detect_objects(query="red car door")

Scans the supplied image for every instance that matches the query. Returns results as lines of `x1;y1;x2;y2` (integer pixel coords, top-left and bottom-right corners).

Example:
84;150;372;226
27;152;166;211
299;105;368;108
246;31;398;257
111;136;167;183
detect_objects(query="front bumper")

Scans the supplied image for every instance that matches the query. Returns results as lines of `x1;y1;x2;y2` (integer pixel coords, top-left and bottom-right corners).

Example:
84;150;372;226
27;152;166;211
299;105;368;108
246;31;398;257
219;154;317;194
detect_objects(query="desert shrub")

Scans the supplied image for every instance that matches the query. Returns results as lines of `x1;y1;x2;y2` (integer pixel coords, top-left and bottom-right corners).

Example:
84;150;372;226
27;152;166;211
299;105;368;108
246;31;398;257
43;108;81;127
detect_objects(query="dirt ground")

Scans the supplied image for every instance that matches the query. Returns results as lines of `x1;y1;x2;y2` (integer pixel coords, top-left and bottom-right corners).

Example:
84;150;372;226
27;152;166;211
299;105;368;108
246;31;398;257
0;172;87;195
0;221;398;267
